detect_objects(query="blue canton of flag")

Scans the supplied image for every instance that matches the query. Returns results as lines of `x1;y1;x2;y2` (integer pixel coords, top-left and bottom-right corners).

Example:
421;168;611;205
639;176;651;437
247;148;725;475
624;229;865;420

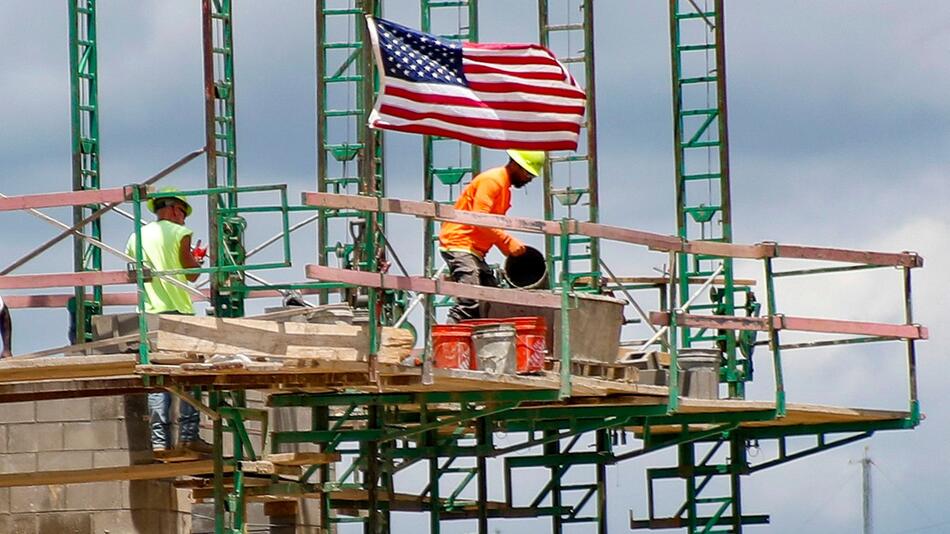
375;18;467;87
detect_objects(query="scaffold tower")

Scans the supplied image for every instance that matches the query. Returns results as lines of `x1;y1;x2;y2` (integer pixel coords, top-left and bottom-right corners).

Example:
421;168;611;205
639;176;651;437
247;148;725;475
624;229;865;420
202;0;246;318
420;0;481;359
539;0;600;291
68;0;103;341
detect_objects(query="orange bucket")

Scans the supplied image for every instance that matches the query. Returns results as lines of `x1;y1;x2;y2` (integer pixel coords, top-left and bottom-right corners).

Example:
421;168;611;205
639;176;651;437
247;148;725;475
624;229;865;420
432;324;474;370
516;334;546;374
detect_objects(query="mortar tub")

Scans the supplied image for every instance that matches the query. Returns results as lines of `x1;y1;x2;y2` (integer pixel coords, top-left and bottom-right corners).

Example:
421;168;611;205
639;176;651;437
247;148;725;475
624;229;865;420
503;246;548;289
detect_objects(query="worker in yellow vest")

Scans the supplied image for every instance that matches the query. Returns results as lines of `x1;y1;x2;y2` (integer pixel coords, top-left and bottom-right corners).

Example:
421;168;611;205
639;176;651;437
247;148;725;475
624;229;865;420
126;188;210;454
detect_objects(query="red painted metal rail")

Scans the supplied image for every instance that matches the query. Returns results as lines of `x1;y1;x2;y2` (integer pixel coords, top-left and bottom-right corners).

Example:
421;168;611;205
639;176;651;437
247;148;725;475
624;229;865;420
306;265;562;309
302;192;922;268
0;187;133;212
0;270;140;290
650;312;928;340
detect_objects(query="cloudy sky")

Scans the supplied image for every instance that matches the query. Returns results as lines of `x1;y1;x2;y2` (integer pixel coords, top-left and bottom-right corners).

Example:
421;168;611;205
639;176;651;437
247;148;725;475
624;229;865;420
1;1;947;532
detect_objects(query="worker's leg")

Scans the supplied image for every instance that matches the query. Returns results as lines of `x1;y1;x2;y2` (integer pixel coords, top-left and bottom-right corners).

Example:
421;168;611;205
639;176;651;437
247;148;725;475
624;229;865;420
178;398;200;444
441;251;493;322
148;391;171;450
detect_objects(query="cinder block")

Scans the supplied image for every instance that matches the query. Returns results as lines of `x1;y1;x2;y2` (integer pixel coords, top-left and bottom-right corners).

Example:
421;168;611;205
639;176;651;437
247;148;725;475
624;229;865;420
0;425;8;453
63;421;119;451
36;398;92;423
92;449;151;469
125;480;180;512
66;481;123;511
171;488;192;514
7;423;63;453
90;396;124;420
0;453;37;474
10;513;36;534
0;487;10;513
0;402;35;424
159;511;192;534
38;511;92;534
91;511;139;534
37;451;93;471
10;485;66;513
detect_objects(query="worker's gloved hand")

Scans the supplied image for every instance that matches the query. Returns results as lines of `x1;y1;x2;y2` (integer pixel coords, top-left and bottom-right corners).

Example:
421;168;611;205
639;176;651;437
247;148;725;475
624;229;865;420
508;238;527;257
192;239;208;264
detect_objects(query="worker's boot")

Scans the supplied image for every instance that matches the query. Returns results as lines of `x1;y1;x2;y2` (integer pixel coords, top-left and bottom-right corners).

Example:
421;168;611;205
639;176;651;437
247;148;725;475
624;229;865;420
181;439;214;455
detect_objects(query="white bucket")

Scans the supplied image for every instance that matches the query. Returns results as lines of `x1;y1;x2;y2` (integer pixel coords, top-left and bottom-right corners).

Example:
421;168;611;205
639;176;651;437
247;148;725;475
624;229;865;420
471;323;517;375
677;348;721;399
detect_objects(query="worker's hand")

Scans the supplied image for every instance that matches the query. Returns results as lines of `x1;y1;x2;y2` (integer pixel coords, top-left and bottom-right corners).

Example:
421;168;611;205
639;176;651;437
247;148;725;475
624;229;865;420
192;239;208;264
508;239;527;257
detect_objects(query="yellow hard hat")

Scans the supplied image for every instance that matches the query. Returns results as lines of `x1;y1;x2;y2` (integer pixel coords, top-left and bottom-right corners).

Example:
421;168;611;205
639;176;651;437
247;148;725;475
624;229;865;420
506;149;545;177
147;187;193;217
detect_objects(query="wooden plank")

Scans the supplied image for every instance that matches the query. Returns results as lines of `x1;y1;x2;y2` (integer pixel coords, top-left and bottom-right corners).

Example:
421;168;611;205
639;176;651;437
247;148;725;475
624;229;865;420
239;461;302;476
0;355;137;383
302;192;922;267
264;452;341;466
151;315;414;363
0;270;139;290
0;186;130;212
305;264;562;309
3;287;325;309
0;459;232;488
16;334;140;360
650;312;928;340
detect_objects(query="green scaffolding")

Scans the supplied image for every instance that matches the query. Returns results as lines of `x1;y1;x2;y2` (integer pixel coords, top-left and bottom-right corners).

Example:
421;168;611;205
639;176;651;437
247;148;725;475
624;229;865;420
68;0;103;342
41;2;928;534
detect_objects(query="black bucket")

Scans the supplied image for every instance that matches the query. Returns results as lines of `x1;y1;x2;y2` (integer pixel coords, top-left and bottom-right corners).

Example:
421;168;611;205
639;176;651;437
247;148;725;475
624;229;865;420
503;246;548;289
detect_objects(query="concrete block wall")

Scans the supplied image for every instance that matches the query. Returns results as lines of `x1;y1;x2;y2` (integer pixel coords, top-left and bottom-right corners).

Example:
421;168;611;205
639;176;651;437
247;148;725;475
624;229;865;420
0;395;192;534
0;392;331;533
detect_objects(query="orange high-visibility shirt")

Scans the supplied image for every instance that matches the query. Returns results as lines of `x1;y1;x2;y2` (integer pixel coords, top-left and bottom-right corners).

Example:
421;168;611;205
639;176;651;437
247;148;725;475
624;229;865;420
438;166;519;257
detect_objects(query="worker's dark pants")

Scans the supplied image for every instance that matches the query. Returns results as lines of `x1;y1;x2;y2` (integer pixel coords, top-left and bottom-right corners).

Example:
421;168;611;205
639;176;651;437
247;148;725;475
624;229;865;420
440;250;498;323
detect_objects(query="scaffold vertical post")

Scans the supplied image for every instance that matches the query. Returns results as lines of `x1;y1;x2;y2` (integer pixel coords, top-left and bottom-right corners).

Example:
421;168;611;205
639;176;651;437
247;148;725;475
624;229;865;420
763;258;786;416
476;415;490;534
902;266;919;422
669;0;742;398
539;0;600;290
558;219;572;399
68;0;103;342
421;0;481;344
202;0;244;318
595;429;609;534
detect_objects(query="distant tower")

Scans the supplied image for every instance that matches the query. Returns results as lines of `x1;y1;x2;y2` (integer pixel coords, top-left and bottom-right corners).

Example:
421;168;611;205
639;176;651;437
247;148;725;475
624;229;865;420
860;446;873;534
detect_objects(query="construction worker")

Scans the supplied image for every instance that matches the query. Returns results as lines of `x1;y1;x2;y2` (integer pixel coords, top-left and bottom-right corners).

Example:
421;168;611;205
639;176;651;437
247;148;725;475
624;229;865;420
126;187;210;454
0;295;12;359
438;149;544;322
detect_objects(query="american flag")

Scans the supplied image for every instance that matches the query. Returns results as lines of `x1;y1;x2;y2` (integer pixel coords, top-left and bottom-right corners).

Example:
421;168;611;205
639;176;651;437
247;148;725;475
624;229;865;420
365;16;586;151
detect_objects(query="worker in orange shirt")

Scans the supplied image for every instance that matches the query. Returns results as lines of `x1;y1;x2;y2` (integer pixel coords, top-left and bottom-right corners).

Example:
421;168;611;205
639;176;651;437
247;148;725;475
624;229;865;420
438;149;544;322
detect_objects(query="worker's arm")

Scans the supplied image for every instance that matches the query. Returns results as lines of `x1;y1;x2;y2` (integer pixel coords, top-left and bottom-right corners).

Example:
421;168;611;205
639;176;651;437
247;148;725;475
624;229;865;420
178;235;201;282
0;306;12;358
471;180;525;256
